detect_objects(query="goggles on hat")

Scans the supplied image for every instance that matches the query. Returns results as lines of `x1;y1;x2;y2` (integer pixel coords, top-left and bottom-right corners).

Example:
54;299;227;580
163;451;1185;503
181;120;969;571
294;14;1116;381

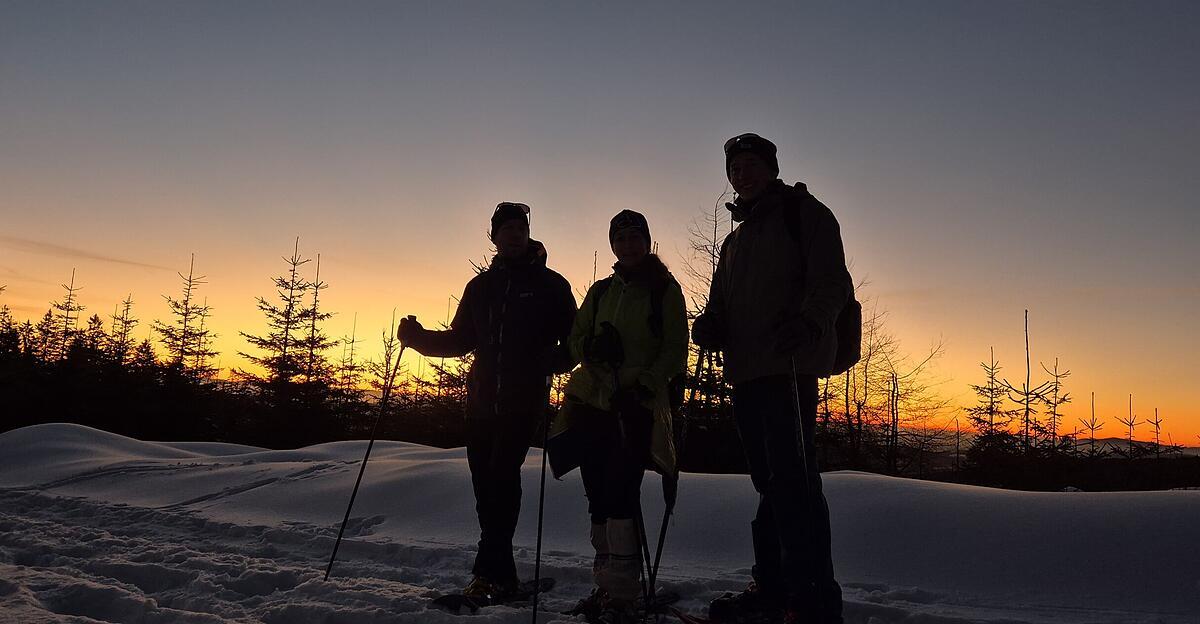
494;202;530;216
724;133;764;154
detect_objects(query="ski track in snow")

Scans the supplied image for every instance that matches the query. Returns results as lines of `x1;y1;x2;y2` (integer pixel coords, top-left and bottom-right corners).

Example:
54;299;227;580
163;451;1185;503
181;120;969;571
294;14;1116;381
0;424;1195;624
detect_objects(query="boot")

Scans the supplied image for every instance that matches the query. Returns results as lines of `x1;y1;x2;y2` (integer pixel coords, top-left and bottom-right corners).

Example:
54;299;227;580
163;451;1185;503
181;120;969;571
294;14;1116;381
462;575;516;604
708;579;785;623
600;518;643;605
566;586;609;618
596;598;640;624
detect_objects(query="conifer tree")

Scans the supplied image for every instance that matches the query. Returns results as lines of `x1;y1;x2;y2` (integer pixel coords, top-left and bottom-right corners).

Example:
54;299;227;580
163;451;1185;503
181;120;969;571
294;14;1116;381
1078;392;1106;458
154;254;217;379
239;239;311;386
299;254;336;384
107;295;139;366
1038;358;1072;452
50;269;85;360
0;305;19;360
965;347;1017;435
1001;310;1052;452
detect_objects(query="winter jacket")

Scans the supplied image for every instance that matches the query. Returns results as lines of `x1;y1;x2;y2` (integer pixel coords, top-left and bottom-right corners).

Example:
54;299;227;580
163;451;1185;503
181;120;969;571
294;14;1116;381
406;239;576;421
548;254;688;478
700;180;852;383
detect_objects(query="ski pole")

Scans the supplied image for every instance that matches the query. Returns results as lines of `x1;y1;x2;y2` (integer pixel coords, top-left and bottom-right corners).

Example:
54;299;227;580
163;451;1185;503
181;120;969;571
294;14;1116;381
634;502;654;612
324;315;412;581
647;479;674;607
531;377;552;624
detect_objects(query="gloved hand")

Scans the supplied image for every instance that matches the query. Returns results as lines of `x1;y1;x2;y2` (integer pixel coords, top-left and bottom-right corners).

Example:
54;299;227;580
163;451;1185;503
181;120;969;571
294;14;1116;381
691;312;725;350
397;316;423;344
584;321;624;368
633;383;655;403
536;344;571;375
771;311;820;356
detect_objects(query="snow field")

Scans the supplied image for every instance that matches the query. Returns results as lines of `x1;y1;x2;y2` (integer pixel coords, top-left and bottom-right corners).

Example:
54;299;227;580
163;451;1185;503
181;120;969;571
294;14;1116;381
0;423;1197;623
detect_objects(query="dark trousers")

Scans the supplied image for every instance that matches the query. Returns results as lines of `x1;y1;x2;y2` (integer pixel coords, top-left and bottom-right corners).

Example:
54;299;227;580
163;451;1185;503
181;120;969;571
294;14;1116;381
732;374;842;623
578;401;652;524
466;416;536;585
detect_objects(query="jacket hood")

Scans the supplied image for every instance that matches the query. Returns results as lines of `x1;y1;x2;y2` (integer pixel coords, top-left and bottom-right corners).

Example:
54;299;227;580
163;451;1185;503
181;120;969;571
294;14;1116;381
491;238;548;269
613;253;671;287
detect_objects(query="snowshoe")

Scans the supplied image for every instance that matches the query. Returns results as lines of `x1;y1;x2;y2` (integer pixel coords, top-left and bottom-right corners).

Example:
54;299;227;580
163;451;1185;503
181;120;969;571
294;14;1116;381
429;576;555;614
706;580;785;623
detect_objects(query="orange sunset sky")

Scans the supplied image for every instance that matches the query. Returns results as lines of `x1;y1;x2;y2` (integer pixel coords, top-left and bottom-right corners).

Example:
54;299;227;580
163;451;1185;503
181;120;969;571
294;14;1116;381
3;2;1198;441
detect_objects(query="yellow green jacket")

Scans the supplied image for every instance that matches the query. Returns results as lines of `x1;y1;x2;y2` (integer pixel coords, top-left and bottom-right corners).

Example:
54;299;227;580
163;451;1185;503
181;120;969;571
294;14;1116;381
549;254;688;478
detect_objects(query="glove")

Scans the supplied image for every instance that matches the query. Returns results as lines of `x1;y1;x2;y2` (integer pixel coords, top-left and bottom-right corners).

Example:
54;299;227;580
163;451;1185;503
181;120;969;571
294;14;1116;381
633;383;655;403
691;313;725;350
771;312;820;356
536;344;570;375
584;321;624;368
397;316;423;344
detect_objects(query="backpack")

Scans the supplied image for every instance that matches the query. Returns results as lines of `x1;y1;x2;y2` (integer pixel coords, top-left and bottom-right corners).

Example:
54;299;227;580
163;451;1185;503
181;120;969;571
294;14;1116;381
590;276;688;412
781;183;862;376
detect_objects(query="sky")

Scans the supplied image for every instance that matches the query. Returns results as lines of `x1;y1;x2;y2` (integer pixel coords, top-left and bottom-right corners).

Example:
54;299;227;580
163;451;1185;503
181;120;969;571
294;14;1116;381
2;1;1198;440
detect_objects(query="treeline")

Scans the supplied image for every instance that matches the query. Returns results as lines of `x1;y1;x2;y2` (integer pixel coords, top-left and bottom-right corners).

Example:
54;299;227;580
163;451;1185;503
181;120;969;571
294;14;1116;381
0;244;473;449
2;221;1197;490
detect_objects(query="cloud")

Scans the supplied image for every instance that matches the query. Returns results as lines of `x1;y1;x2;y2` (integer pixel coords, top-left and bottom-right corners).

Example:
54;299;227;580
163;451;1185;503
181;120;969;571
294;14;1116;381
0;236;171;271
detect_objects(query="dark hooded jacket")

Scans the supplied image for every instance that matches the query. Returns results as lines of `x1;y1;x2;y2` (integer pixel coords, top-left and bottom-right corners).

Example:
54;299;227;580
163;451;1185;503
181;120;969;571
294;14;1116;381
406;239;576;421
702;180;853;383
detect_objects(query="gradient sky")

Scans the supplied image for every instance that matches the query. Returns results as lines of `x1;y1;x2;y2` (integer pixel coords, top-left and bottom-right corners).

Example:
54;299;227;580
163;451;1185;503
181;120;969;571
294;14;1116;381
3;1;1198;440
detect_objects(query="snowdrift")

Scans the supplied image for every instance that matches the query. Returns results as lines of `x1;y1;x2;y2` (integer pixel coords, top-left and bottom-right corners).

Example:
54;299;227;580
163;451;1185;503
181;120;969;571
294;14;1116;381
0;423;1196;623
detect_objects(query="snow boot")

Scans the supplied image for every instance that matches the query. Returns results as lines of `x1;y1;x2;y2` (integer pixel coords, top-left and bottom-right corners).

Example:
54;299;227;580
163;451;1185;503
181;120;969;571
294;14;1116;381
462;575;517;603
595;599;640;624
565;586;609;618
600;518;643;605
708;580;785;623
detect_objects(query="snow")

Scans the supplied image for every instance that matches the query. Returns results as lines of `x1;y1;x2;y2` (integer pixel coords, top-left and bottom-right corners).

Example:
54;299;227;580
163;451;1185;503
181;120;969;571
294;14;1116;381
1;423;1196;623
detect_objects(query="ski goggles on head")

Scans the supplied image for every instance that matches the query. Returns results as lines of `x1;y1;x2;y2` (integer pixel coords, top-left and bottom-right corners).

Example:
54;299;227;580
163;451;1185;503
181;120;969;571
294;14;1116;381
494;201;530;216
723;133;774;156
493;202;530;224
491;202;531;234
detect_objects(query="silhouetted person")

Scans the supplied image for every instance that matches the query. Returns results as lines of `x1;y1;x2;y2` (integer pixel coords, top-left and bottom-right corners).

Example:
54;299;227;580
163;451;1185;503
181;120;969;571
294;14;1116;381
398;202;576;601
548;210;687;624
692;134;852;624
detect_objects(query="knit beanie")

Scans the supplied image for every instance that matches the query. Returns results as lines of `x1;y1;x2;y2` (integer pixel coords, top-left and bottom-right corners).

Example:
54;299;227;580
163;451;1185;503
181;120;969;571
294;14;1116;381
609;209;651;247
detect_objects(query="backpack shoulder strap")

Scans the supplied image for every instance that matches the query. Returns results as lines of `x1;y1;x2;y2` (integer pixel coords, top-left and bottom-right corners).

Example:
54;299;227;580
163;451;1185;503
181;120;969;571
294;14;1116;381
589;276;615;335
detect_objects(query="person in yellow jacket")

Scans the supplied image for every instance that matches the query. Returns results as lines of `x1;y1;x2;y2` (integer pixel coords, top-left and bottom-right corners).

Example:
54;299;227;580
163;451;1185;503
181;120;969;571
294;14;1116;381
548;209;688;624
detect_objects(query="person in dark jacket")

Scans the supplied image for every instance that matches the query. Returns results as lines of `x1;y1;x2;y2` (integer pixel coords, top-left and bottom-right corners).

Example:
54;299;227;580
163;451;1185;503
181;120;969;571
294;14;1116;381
398;202;576;600
692;134;852;624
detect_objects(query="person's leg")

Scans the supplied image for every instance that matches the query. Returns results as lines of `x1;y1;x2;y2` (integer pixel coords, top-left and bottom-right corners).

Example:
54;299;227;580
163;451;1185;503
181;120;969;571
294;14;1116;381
466;416;534;588
732;377;784;593
601;401;651;607
578;407;619;590
761;373;842;623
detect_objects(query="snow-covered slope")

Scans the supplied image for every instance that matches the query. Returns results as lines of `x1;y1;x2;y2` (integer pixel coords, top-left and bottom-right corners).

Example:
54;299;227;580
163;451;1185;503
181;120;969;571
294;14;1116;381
1;423;1196;623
